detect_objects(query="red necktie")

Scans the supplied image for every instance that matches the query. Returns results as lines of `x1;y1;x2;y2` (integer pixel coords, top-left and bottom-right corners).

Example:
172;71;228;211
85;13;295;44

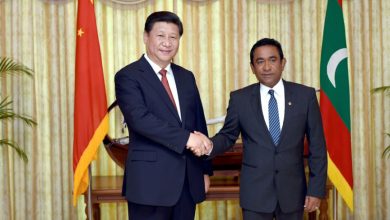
159;69;177;110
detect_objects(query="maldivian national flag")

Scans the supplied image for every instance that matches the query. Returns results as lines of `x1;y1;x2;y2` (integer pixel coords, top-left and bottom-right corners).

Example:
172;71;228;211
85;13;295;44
320;0;353;211
73;0;108;205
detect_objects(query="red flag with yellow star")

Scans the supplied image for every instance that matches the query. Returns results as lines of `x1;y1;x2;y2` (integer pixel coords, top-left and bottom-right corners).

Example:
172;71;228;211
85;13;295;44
73;0;108;205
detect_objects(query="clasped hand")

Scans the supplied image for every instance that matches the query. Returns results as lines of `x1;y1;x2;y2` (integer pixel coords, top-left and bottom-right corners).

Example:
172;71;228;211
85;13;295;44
186;131;213;157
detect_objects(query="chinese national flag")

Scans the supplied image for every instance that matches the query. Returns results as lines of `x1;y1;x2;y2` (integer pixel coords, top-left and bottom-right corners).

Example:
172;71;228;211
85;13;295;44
73;0;108;205
320;0;353;211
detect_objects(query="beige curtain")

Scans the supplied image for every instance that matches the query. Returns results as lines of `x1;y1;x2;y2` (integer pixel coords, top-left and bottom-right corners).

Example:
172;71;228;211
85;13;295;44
0;0;388;219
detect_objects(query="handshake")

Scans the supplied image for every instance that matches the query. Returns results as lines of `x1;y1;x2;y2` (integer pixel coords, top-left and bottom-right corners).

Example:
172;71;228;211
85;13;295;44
186;131;213;157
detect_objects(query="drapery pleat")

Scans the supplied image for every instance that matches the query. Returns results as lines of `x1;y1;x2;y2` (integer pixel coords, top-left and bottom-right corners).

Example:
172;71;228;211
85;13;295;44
0;0;388;219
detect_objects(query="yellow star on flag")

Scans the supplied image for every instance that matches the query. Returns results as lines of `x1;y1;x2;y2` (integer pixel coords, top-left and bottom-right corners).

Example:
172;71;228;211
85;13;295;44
78;28;84;37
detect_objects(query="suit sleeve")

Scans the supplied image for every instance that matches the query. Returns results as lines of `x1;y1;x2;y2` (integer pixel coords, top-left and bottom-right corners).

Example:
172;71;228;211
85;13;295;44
210;92;241;158
306;89;328;198
115;69;190;154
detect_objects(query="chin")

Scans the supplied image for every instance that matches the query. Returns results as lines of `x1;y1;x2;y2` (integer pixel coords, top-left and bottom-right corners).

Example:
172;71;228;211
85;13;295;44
261;81;276;88
159;54;174;60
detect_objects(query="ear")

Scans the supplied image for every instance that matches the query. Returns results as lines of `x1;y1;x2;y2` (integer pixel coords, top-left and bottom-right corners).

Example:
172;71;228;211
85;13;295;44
143;32;148;44
281;58;287;70
250;63;255;74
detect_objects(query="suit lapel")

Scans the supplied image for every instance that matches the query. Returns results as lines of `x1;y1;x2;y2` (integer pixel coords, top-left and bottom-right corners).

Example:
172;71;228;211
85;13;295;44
172;64;186;126
250;83;263;125
279;80;293;146
137;57;181;123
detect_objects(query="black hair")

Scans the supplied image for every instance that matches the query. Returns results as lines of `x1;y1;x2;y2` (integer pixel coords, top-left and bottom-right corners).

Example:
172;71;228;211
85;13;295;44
250;38;284;65
144;11;183;36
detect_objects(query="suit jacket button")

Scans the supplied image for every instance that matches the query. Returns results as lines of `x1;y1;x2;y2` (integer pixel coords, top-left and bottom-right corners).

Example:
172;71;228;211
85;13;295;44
275;170;279;174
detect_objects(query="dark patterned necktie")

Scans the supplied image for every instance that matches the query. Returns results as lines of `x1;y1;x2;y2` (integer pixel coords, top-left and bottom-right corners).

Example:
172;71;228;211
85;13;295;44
268;89;280;145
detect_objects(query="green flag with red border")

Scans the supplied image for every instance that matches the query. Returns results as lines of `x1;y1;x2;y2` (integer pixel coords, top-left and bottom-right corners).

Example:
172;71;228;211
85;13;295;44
320;0;353;211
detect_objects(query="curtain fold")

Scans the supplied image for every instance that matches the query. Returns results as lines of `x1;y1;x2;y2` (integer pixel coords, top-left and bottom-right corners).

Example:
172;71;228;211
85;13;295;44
0;0;388;219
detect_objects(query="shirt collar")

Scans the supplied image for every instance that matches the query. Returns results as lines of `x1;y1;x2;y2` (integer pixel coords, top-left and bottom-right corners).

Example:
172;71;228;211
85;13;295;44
144;54;172;74
260;79;284;97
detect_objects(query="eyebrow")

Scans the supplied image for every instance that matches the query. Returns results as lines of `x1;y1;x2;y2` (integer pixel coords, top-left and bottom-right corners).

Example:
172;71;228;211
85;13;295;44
255;56;278;61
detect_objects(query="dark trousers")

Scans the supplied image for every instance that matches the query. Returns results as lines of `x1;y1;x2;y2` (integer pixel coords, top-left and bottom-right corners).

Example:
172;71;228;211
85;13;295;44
127;177;196;220
242;203;304;220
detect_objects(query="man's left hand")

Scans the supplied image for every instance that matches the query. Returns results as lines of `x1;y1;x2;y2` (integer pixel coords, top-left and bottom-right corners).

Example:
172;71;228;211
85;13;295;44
304;196;321;212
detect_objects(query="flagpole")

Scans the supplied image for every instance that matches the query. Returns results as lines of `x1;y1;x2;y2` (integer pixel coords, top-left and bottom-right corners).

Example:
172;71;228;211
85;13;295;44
333;188;338;220
88;166;93;220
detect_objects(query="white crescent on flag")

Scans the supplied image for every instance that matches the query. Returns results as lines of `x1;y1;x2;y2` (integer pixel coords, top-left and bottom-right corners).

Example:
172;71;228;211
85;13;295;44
327;48;348;88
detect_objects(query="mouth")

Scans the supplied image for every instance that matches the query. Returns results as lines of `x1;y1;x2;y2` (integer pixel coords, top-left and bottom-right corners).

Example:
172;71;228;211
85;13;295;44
261;73;273;77
160;50;172;55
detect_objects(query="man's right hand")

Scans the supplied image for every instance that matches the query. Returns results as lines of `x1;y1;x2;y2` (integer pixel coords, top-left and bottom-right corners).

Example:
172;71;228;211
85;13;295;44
186;132;213;156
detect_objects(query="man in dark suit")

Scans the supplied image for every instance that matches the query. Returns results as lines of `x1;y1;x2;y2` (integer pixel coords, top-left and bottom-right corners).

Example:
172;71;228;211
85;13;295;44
205;38;327;220
115;11;213;220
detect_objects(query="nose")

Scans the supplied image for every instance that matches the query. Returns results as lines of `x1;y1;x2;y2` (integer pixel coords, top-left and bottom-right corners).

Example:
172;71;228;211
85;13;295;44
263;61;271;70
162;37;172;47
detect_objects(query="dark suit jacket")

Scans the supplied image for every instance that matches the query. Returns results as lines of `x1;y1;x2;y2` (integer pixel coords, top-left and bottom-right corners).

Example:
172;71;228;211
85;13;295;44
115;56;212;206
210;81;327;213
